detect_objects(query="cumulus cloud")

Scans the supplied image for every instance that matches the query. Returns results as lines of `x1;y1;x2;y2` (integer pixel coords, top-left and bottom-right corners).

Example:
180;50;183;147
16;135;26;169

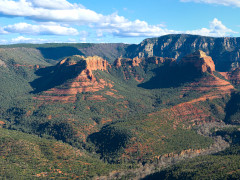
0;0;101;23
180;0;240;7
0;39;8;44
96;14;235;37
0;0;237;41
96;13;179;37
186;18;236;36
11;36;32;43
3;22;79;35
0;26;8;34
30;0;74;9
0;0;178;37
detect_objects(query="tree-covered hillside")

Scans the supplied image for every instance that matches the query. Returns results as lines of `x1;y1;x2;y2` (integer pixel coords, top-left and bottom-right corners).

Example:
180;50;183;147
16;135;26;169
1;37;240;179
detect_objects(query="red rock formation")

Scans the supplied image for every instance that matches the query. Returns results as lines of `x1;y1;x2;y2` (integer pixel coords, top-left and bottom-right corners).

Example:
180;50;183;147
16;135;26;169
0;121;5;128
223;68;240;86
114;57;122;68
114;56;176;68
132;57;142;66
34;55;113;102
180;50;215;73
85;56;109;71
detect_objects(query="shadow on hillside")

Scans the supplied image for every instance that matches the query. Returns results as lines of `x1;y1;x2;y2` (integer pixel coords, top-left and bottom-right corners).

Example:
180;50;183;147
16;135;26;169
87;126;131;160
30;61;86;94
142;170;175;180
224;92;240;125
138;65;202;89
37;46;83;61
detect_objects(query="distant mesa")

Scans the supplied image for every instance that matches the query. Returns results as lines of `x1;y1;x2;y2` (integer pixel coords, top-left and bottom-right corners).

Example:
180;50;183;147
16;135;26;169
179;50;215;74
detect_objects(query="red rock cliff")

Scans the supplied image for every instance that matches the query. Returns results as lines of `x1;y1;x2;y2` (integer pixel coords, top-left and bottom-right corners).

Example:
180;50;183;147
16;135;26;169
223;67;240;86
34;55;113;102
180;50;215;73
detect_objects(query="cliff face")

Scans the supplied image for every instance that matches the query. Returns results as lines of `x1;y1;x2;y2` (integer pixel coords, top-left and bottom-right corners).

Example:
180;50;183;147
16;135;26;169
34;55;113;102
221;68;240;86
113;56;175;68
125;34;240;71
113;56;175;82
180;50;215;73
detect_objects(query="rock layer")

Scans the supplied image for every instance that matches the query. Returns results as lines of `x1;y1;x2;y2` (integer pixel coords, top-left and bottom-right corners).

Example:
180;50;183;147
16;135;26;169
125;34;240;71
34;55;113;102
180;50;215;73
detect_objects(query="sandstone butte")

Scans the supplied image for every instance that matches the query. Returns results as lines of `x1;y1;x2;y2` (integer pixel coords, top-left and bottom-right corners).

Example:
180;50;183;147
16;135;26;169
34;55;113;102
180;50;216;74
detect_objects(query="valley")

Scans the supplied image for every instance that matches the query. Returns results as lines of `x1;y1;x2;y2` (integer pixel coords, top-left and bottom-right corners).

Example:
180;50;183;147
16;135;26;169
0;34;240;179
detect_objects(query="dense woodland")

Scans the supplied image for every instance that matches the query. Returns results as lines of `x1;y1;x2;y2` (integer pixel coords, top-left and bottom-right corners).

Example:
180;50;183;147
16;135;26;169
0;35;240;179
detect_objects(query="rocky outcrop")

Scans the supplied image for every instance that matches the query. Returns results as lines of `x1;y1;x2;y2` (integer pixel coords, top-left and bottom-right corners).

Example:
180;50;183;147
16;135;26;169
58;55;109;71
34;55;113;102
132;56;142;66
180;50;215;73
125;34;240;71
113;56;176;83
222;68;240;86
114;56;175;68
113;57;123;68
113;57;142;68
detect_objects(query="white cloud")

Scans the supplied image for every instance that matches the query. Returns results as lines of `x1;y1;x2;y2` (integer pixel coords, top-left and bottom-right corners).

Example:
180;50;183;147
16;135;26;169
11;36;32;43
0;0;237;41
0;39;8;44
0;26;8;34
0;0;177;38
30;0;74;9
10;36;57;44
186;18;236;36
96;14;235;38
180;0;240;7
96;13;179;37
67;38;77;43
0;0;101;23
3;22;79;35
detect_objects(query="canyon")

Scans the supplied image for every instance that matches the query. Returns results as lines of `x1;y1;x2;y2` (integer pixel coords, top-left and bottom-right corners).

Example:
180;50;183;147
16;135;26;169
0;34;240;179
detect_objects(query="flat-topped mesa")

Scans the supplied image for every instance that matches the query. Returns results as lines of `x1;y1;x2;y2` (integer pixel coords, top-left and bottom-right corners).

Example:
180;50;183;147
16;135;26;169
58;55;109;71
34;55;113;102
180;50;215;74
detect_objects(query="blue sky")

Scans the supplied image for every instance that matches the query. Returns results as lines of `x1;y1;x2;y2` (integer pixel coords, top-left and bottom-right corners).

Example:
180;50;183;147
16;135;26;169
0;0;240;44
